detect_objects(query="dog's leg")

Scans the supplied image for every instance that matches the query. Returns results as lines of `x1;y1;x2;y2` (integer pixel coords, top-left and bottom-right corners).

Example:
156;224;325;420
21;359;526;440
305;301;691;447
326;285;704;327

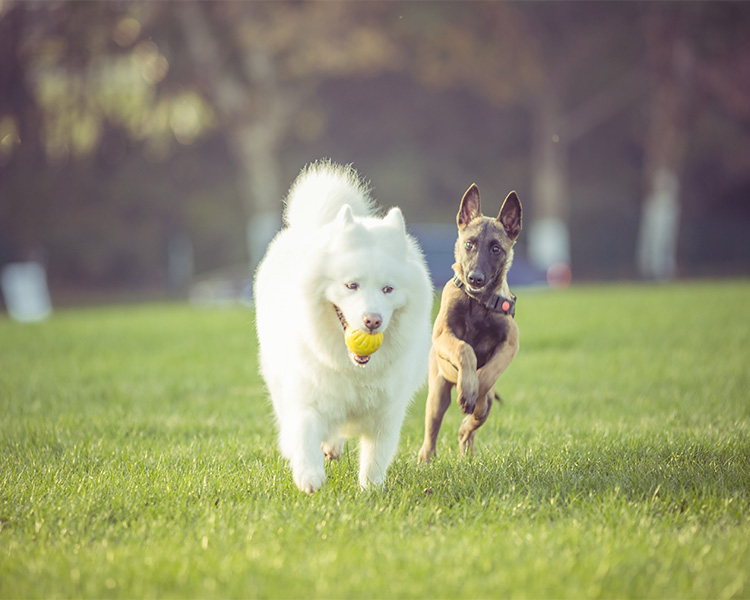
458;390;496;456
279;407;328;494
358;410;403;489
418;349;454;464
457;319;519;457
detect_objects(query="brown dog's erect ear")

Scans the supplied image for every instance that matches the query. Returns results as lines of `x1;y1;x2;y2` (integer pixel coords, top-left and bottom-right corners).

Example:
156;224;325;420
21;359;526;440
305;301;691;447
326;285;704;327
457;184;482;229
498;191;522;240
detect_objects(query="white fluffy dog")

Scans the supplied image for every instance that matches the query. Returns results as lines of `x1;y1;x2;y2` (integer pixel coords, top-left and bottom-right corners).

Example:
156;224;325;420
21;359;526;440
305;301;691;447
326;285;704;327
254;161;432;493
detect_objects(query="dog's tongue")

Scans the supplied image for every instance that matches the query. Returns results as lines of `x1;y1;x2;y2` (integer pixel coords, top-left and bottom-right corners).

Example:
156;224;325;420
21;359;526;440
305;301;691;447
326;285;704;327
351;352;370;366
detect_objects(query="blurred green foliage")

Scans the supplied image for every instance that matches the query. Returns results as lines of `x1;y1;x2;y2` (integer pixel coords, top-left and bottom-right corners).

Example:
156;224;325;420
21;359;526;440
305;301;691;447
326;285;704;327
0;1;748;297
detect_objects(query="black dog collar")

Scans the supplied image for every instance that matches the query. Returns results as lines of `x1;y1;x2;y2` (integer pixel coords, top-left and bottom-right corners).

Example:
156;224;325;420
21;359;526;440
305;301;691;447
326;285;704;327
452;275;516;317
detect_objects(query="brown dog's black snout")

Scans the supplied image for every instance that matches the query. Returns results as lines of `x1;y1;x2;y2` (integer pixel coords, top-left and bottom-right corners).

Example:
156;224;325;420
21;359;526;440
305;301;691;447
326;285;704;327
467;271;486;289
363;313;382;332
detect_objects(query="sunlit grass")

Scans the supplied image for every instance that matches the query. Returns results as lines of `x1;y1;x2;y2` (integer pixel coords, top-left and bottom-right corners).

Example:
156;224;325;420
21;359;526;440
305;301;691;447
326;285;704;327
1;281;749;599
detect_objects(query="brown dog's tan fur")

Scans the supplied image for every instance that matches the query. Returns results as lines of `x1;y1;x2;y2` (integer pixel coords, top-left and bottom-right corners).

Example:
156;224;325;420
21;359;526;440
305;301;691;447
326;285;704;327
418;184;522;462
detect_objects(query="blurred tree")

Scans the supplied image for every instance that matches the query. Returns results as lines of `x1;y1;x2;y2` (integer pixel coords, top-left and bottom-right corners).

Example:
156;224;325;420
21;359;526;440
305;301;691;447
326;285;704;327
637;9;692;281
515;3;646;276
175;1;403;269
2;0;748;294
0;1;50;259
637;2;750;279
1;3;140;281
0;1;229;290
0;1;647;280
397;3;648;276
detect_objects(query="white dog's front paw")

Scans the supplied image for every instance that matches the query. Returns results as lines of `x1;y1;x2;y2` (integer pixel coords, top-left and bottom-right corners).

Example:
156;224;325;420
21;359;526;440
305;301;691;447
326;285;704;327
294;468;326;494
359;469;385;490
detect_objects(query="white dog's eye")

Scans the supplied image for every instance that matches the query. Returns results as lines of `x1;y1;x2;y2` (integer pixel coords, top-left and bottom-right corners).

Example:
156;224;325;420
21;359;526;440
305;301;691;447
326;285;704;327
382;285;394;294
345;282;359;291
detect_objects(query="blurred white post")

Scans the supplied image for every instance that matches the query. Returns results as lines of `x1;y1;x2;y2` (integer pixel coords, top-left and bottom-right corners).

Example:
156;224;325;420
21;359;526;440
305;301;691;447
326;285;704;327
1;262;52;322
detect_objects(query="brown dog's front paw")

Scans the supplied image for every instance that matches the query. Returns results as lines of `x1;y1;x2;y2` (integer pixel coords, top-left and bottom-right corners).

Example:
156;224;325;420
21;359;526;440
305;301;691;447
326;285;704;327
457;375;478;415
458;395;475;415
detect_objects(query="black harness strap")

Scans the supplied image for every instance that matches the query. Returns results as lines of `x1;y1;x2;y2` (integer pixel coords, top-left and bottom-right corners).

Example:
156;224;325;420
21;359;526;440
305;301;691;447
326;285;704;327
452;275;516;317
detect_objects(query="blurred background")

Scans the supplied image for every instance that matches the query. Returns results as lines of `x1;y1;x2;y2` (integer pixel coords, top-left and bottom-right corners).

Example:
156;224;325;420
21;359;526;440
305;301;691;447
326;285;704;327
1;0;749;312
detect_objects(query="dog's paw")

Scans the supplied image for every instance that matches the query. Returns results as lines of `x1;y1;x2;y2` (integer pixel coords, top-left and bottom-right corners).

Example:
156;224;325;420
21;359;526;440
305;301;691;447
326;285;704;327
359;470;385;490
293;468;326;495
458;396;476;415
322;438;344;461
417;446;435;464
457;375;479;415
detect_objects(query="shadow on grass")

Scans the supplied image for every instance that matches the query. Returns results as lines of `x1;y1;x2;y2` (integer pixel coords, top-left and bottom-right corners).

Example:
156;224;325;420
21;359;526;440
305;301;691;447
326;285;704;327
380;434;750;522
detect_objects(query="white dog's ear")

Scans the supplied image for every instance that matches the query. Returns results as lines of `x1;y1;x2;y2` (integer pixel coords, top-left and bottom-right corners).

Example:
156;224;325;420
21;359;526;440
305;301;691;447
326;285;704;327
383;207;406;234
334;204;356;227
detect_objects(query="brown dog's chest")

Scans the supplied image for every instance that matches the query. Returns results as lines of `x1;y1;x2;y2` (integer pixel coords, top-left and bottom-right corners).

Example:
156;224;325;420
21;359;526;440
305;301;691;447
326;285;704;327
446;297;509;369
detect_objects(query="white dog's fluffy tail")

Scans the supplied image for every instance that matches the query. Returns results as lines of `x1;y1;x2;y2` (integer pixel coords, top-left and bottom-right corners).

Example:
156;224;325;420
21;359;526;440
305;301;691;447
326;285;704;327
283;160;376;229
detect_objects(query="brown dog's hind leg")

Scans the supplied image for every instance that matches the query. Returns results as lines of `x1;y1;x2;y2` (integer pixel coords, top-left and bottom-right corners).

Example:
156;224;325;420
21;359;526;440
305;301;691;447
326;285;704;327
458;390;495;456
418;351;454;464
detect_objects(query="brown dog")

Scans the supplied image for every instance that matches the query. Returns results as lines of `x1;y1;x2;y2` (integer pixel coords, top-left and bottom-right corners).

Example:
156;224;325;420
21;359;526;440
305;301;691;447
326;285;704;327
418;184;522;462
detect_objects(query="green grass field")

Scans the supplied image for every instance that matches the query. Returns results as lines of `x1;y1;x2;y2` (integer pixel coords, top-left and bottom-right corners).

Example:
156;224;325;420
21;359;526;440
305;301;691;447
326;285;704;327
1;280;749;599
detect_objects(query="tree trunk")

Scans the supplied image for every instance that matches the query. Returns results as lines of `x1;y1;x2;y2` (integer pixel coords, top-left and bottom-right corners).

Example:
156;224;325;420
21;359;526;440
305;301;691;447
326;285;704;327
176;1;300;273
525;68;647;277
637;28;692;280
636;168;681;280
228;124;284;271
528;89;571;274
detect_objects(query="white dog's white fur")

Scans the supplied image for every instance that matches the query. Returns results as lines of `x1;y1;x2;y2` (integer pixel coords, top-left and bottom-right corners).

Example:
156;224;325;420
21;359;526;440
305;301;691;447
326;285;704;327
254;161;432;493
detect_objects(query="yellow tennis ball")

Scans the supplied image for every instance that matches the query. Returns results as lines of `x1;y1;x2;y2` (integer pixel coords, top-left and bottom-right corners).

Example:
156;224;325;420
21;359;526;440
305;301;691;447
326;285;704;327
345;328;384;356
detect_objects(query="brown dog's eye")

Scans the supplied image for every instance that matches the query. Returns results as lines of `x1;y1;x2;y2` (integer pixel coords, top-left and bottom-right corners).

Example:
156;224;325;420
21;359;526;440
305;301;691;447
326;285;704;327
491;244;502;254
465;241;473;251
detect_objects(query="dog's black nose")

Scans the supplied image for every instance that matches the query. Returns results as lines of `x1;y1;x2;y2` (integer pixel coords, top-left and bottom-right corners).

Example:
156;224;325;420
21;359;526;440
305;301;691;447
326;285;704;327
363;313;382;332
467;271;485;288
